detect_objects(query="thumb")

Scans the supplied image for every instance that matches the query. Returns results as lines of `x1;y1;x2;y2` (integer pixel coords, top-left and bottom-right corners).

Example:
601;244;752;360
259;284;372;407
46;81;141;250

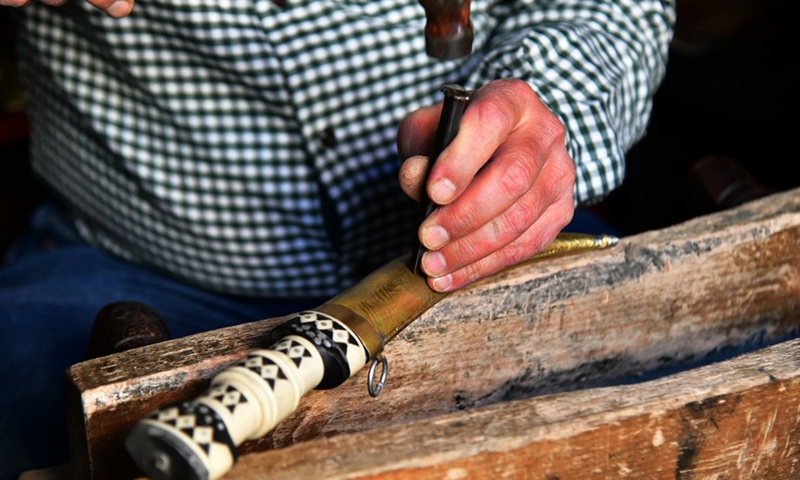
397;104;441;159
398;155;430;203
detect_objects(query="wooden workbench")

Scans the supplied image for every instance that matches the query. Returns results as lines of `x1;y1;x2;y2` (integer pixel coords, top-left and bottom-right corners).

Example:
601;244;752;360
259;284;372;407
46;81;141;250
65;188;800;479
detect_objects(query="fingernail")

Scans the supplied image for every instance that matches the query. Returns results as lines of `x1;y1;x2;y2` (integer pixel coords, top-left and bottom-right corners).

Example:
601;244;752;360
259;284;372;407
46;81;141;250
422;251;447;276
431;274;453;292
105;0;131;17
430;178;456;204
421;225;449;250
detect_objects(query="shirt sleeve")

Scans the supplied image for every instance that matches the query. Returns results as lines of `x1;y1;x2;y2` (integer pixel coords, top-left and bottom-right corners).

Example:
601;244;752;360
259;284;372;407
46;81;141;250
466;0;676;205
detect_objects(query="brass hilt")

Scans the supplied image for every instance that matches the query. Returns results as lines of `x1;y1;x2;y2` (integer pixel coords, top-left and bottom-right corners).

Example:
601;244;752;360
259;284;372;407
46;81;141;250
418;0;473;60
320;232;619;363
317;256;445;361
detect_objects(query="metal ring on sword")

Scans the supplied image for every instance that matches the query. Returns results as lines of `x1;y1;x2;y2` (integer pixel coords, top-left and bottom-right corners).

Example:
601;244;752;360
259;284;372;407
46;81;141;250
367;354;388;397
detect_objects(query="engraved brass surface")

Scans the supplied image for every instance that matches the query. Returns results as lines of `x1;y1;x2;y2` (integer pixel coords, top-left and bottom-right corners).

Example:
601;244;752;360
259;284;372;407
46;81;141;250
320;233;618;361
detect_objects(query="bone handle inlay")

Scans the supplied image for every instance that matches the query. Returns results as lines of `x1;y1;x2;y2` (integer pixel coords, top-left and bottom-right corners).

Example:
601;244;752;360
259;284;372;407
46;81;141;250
126;311;367;480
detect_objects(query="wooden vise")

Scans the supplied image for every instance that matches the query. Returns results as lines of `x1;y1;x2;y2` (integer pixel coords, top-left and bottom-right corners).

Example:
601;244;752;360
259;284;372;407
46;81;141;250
62;188;800;479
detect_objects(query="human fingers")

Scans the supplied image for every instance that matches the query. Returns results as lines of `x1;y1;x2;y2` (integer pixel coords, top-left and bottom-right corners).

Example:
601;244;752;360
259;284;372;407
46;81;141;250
397;104;441;160
420;147;575;284
398;80;537;207
0;0;35;7
86;0;134;18
417;79;568;254
418;124;548;250
0;0;134;15
422;79;543;207
425;191;575;292
398;155;430;203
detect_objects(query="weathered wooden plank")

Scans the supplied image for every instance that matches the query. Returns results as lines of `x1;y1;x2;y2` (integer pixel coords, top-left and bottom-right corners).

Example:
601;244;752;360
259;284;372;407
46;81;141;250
66;188;800;479
222;337;800;480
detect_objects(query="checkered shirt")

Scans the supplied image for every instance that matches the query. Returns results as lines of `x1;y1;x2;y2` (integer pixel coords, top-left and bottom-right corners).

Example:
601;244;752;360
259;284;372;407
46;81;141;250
14;0;674;297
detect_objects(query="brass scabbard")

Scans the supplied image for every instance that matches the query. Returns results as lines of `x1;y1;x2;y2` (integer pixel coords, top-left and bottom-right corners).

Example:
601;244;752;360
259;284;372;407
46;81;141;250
316;232;619;361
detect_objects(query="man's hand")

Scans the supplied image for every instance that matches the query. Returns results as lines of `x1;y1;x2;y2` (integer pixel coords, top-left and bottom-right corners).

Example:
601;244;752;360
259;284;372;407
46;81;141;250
1;0;133;18
398;79;575;292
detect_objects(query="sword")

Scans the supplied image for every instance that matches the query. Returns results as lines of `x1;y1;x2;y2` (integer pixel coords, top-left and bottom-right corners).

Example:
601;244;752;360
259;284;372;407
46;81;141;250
124;85;618;480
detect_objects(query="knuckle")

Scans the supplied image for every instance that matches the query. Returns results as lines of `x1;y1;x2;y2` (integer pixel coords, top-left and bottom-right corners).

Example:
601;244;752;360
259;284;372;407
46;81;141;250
501;241;526;267
559;160;576;188
559;177;576;206
503;202;535;236
440;201;480;236
490;78;534;98
545;120;567;149
543;155;576;203
471;97;515;139
552;148;575;175
508;79;536;99
462;262;483;285
534;114;566;152
527;180;553;209
498;155;536;198
526;233;552;259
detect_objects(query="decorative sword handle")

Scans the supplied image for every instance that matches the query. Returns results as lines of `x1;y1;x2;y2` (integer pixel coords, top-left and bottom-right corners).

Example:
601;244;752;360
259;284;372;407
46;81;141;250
124;233;619;480
126;311;368;480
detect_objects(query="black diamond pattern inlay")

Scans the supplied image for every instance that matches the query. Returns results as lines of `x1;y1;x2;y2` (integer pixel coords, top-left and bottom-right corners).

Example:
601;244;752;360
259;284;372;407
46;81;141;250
274;339;314;368
235;353;287;390
208;384;249;413
149;401;238;461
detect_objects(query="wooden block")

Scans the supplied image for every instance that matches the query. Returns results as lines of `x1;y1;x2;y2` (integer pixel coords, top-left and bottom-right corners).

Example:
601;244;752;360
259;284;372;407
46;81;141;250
222;337;800;479
66;188;800;479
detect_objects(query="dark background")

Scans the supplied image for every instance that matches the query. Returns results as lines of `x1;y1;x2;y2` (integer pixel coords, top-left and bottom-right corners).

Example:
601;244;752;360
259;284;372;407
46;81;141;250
1;0;799;257
603;0;800;232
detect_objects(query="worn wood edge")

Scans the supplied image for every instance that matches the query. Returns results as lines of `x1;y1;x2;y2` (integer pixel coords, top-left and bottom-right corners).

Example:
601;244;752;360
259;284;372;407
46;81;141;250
432;188;800;303
69;188;800;393
221;337;800;480
67;315;288;392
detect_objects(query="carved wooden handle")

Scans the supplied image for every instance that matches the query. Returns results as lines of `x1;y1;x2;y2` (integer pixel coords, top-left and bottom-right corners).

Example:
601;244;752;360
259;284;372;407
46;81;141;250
126;311;368;480
418;0;473;59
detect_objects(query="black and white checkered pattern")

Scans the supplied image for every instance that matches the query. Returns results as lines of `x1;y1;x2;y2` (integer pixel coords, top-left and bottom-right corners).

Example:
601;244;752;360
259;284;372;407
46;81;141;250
14;0;674;297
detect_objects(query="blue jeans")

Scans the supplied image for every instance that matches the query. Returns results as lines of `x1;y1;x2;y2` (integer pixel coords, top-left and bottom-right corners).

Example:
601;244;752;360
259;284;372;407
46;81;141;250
0;203;323;479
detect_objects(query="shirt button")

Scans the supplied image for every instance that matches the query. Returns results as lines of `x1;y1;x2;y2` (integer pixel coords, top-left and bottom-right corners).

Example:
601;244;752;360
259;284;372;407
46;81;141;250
320;127;337;148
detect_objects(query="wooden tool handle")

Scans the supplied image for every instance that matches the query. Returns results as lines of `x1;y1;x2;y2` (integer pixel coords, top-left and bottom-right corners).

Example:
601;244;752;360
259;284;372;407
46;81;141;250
418;0;473;59
126;311;368;480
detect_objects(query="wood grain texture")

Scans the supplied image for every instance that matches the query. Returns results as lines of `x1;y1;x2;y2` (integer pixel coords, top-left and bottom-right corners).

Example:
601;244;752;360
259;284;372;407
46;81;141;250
222;337;800;480
66;188;800;479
